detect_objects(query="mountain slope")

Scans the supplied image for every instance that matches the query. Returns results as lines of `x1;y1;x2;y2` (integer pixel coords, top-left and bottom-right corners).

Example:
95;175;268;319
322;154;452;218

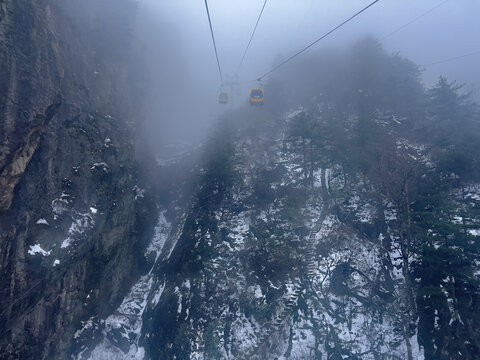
91;40;479;360
0;1;154;358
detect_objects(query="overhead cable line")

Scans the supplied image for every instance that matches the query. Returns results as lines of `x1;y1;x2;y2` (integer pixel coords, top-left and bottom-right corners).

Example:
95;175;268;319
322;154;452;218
256;0;382;81
423;50;480;67
382;0;450;40
204;0;224;83
237;0;268;73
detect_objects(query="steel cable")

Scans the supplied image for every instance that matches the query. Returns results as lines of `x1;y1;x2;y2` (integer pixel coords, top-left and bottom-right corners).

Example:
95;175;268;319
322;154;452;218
237;0;268;73
204;0;224;83
256;0;382;81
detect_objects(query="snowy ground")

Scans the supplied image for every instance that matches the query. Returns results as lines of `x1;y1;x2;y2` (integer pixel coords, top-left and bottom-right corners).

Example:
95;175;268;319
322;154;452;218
73;211;171;360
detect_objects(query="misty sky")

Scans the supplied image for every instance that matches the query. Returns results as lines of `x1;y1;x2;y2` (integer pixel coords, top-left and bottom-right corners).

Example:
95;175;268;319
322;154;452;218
136;0;480;148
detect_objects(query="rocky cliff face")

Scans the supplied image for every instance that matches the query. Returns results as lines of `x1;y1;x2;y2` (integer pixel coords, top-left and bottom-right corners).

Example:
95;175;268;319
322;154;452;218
0;1;153;358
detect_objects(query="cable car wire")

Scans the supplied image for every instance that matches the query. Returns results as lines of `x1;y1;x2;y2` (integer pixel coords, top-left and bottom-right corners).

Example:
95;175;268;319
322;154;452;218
237;0;268;73
256;0;382;81
204;0;224;83
382;0;449;40
423;50;480;67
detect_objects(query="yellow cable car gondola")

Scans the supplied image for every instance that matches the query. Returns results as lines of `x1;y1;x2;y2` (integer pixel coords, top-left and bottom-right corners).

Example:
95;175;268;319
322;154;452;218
218;91;229;104
249;88;264;106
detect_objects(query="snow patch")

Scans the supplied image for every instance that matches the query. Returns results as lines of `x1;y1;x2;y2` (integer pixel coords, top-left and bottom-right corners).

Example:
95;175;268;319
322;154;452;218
61;212;95;249
51;196;70;219
28;244;51;256
228;212;250;250
285;108;304;121
90;162;109;172
452;216;463;224
61;238;73;249
230;314;260;355
325;168;330;189
384;201;397;221
89;342;145;360
132;185;145;200
315;215;338;241
151;282;165;306
175;286;183;314
145;210;170;263
357;203;376;223
250;284;263;299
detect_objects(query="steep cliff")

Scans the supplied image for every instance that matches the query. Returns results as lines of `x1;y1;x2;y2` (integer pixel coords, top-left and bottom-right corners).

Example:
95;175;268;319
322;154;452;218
0;1;154;358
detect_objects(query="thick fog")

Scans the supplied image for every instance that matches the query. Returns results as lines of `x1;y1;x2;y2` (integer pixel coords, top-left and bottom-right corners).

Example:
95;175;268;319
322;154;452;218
134;0;480;152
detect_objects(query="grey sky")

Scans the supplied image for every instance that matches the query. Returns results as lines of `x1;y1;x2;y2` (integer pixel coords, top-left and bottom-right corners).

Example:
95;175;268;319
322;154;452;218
136;0;480;147
142;0;478;81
